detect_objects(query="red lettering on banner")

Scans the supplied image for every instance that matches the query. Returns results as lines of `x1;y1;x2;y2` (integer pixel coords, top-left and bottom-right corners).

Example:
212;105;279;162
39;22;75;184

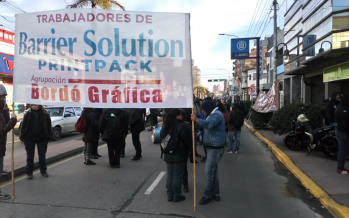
101;89;109;103
88;86;99;103
63;13;70;22
124;14;131;23
152;89;163;103
87;13;95;22
59;86;69;101
124;87;130;103
51;87;57;101
111;86;122;103
140;90;150;103
136;15;144;23
31;84;39;99
146;15;152;23
132;87;137;103
56;14;62;22
41;87;49;100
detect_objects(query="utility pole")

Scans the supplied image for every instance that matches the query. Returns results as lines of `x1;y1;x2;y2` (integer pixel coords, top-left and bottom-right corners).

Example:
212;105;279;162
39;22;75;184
273;0;278;81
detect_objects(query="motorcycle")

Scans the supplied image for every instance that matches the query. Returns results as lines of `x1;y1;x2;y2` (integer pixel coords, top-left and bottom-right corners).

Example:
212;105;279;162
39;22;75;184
305;125;338;159
283;115;313;151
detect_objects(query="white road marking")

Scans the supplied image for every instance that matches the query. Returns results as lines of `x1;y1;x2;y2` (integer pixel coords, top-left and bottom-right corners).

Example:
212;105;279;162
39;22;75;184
145;171;166;195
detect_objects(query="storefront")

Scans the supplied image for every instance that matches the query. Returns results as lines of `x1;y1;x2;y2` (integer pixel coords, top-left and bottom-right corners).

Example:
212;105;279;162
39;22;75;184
323;61;349;96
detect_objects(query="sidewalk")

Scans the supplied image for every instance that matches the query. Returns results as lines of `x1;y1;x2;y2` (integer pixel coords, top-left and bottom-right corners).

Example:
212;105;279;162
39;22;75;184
1;134;87;182
247;121;349;208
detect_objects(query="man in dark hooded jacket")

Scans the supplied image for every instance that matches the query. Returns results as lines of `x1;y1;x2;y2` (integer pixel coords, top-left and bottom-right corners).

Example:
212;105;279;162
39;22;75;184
335;94;349;174
325;92;341;125
99;109;128;168
82;108;99;165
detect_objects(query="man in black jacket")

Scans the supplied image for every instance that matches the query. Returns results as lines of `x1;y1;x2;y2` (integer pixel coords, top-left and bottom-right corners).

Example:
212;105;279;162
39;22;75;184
99;109;128;168
335;94;349;174
129;109;145;161
91;108;103;159
325;92;340;125
20;105;51;179
81;108;99;165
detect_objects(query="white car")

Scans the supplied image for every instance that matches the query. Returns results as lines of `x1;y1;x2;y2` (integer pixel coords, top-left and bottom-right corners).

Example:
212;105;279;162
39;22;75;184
15;106;83;141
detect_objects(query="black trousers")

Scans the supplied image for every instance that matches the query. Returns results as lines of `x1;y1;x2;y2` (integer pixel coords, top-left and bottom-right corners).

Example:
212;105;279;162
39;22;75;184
91;137;99;155
106;138;123;166
183;163;188;188
121;138;126;155
132;131;142;157
24;140;48;175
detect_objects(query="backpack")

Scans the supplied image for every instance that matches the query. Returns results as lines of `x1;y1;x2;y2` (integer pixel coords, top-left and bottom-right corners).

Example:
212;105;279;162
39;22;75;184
75;114;88;133
233;108;244;128
107;112;122;137
160;124;180;157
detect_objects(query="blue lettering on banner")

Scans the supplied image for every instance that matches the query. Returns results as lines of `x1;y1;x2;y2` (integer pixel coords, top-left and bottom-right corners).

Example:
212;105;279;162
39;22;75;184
0;53;14;75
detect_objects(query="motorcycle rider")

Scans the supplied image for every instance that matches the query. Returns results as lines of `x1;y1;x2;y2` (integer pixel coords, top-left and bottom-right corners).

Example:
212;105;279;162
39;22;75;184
335;94;349;174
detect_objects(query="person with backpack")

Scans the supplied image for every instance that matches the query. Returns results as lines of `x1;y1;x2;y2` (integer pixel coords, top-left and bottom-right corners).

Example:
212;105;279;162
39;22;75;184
160;109;191;202
227;103;244;154
191;100;225;205
81;108;99;165
0;85;17;199
20;104;51;180
129;108;145;161
99;108;128;168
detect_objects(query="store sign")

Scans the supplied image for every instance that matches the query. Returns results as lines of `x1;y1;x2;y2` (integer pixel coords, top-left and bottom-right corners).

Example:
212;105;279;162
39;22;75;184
0;53;14;75
231;38;249;59
13;9;192;108
323;62;349;82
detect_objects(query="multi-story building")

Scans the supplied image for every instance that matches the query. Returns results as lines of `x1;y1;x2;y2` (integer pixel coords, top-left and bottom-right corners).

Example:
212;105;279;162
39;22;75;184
217;84;221;91
212;85;218;92
192;59;201;88
282;0;349;105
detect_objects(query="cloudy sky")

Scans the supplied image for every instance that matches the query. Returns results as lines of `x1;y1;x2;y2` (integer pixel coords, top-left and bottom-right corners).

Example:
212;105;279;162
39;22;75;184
2;0;289;91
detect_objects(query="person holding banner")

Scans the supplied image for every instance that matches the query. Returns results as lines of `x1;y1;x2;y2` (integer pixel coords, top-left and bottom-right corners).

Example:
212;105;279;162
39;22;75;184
20;104;51;179
0;84;17;200
191;100;225;205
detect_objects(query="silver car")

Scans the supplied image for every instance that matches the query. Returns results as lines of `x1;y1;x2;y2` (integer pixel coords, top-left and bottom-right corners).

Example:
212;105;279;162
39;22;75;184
15;106;83;141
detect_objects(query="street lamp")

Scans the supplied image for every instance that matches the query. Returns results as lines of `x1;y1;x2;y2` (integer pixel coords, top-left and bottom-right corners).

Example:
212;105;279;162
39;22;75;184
276;43;290;61
318;41;332;54
219;33;240;38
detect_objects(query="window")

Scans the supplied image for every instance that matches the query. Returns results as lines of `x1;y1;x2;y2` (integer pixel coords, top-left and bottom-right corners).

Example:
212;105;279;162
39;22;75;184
46;107;64;117
9;35;12;40
4;34;8;39
249;75;251;80
64;107;76;117
74;107;82;116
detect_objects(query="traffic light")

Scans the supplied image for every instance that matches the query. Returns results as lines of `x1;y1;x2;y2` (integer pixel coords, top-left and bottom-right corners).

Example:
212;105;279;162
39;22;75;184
208;79;227;82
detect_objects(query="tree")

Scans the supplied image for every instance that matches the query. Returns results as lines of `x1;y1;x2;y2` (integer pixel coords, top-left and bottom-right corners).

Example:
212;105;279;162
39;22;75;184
66;0;125;10
193;86;210;97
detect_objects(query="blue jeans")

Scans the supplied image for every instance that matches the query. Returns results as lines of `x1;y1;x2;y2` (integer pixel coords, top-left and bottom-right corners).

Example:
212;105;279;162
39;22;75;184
0;157;3;193
228;131;241;152
335;129;349;170
204;148;223;198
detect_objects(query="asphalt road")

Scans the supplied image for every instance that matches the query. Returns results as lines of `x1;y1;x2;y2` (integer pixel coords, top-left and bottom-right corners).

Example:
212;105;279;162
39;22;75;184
0;126;333;218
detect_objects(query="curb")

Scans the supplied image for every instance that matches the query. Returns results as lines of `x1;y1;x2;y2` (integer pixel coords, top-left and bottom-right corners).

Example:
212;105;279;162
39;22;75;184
244;121;349;218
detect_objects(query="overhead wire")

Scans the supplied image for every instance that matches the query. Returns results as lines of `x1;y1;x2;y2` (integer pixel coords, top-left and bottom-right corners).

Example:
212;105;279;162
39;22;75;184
246;0;262;37
251;0;272;36
4;0;25;13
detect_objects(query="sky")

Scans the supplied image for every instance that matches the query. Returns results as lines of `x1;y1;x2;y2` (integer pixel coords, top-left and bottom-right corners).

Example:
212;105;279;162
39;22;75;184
1;0;289;92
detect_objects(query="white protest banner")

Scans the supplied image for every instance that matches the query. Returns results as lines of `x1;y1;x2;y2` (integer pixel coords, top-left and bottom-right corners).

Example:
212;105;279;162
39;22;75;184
252;80;279;113
13;9;193;108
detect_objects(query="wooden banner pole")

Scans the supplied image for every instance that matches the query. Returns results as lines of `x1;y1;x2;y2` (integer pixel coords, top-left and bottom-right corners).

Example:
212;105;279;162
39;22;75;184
11;102;15;199
191;108;196;211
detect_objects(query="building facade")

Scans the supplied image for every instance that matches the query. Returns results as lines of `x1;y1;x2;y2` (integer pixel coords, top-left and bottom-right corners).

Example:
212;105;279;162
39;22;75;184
282;0;349;105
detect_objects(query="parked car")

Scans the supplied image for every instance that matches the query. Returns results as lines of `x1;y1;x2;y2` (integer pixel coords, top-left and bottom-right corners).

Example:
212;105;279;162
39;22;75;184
14;106;83;141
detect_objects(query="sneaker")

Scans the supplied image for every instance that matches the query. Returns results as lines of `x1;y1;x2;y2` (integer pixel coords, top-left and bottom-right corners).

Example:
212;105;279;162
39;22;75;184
234;151;238;154
27;175;33;180
199;196;212;205
183;186;189;193
213;195;221;201
226;150;231;153
338;169;349;174
90;155;99;159
115;165;120;168
108;165;115;168
173;195;186;202
189;160;199;165
167;195;173;202
96;153;102;157
42;173;49;178
131;156;141;161
84;160;96;165
229;151;233;154
0;193;10;200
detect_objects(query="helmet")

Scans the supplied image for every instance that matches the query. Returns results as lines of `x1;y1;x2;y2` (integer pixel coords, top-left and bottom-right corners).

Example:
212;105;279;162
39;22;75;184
0;84;7;96
297;114;309;123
